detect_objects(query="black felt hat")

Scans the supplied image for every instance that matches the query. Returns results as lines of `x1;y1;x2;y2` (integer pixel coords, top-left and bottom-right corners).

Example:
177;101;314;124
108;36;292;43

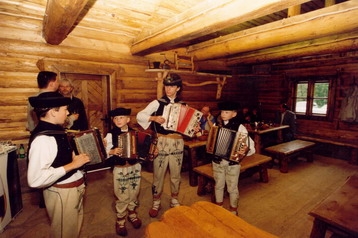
29;92;71;108
109;108;131;117
218;101;239;111
163;73;182;86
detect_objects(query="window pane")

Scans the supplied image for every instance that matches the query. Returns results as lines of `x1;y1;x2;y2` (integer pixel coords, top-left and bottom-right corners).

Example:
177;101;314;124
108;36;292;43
313;99;327;114
296;83;308;97
313;82;328;114
295;100;307;113
314;82;329;98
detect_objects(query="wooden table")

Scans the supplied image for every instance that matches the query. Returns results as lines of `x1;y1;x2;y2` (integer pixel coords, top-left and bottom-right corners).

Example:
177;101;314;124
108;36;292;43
247;125;289;154
146;201;278;238
308;174;358;238
184;139;207;187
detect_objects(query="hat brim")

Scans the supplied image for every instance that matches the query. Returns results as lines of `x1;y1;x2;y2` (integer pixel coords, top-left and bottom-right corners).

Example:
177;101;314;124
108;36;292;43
29;96;71;108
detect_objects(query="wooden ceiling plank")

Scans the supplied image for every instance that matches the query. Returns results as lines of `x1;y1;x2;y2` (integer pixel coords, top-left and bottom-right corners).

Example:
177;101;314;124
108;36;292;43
43;0;89;45
130;0;312;56
188;1;358;61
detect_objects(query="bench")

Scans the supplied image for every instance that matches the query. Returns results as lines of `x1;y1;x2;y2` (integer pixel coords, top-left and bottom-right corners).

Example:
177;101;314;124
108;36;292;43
296;135;358;165
264;139;315;173
193;153;272;200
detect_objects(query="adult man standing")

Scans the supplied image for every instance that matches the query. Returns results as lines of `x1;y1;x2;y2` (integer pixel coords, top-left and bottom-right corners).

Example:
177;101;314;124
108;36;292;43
26;71;59;133
276;103;296;142
27;92;90;238
58;78;89;131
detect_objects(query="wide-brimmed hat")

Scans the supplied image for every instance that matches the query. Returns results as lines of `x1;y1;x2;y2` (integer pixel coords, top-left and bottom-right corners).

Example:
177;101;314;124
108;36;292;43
29;92;71;108
109;108;131;117
218;101;239;111
163;73;182;86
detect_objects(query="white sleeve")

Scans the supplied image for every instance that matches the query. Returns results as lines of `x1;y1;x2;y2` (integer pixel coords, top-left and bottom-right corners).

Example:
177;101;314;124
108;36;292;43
104;133;113;158
238;124;256;156
27;135;66;188
136;100;160;130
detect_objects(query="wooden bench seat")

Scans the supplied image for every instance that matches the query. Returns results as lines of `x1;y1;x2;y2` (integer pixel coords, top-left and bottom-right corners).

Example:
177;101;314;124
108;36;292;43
296;135;358;165
264;139;315;173
193;154;272;199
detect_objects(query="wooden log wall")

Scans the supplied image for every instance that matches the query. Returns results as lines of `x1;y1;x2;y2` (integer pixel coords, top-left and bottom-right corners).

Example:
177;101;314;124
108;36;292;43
1;3;357;164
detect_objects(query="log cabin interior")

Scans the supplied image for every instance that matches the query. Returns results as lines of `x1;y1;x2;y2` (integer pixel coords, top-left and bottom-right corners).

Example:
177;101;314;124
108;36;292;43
0;0;358;237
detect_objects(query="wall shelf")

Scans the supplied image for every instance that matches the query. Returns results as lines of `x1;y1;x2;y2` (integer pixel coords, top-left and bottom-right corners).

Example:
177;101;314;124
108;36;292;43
145;69;232;99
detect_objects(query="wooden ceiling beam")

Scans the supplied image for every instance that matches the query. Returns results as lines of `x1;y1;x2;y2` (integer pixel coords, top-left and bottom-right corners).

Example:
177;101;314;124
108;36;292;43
43;0;89;45
188;1;358;61
226;31;358;66
130;0;311;56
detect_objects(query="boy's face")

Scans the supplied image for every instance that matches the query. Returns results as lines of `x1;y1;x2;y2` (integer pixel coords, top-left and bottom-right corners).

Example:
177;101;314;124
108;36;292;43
52;106;69;125
220;110;237;121
164;85;180;98
113;115;130;129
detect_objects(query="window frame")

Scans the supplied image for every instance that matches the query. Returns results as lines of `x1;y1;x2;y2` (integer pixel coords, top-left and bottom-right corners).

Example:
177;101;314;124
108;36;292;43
292;76;334;121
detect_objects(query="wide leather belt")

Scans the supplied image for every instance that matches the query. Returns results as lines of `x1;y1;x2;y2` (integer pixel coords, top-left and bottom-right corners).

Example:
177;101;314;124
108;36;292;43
157;133;182;139
53;177;84;188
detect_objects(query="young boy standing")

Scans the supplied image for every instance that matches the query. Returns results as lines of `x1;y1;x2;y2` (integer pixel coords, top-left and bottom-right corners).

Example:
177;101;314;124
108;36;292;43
136;74;185;218
104;107;142;236
212;101;255;215
27;92;90;238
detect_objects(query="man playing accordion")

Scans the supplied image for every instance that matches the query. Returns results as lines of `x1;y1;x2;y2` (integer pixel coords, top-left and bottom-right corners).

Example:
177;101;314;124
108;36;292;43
211;101;255;216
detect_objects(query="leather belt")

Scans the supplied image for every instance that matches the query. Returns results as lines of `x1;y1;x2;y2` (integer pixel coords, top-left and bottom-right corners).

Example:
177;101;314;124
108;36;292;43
53;177;84;188
157;133;182;139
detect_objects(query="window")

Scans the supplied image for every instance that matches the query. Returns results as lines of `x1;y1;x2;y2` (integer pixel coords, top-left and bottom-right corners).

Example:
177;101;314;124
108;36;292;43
293;78;331;118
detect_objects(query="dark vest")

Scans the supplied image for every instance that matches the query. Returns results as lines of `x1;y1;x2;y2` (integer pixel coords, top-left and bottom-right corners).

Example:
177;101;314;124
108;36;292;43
151;96;185;135
29;121;76;183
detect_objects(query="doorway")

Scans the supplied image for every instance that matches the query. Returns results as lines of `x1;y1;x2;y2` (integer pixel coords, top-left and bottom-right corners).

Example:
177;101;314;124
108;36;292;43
60;73;111;136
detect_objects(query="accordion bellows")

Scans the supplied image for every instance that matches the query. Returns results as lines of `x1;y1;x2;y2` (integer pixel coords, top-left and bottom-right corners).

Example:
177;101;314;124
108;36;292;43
206;126;248;162
162;103;202;137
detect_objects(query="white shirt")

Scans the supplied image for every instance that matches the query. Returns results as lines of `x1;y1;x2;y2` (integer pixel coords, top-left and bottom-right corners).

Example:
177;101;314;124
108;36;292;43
136;100;160;130
27;135;83;188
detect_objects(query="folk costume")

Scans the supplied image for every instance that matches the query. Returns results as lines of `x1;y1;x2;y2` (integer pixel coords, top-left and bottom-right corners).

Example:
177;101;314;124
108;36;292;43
27;92;86;238
136;74;184;218
212;101;255;215
104;107;142;236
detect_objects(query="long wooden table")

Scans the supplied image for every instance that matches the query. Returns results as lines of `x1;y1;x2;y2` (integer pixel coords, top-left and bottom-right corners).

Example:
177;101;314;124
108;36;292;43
247;124;289;154
146;201;278;238
184;139;207;186
308;174;358;238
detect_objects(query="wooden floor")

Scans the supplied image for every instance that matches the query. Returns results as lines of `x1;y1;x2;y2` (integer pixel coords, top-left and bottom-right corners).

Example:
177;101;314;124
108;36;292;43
1;155;357;238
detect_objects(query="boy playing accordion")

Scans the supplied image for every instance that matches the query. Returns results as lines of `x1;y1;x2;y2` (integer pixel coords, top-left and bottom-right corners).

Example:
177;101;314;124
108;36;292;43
211;101;255;215
104;107;142;236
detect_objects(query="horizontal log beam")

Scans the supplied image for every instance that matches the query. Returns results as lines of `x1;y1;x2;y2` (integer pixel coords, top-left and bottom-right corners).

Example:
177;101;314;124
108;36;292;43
189;1;358;61
43;0;89;45
227;31;358;66
131;0;311;55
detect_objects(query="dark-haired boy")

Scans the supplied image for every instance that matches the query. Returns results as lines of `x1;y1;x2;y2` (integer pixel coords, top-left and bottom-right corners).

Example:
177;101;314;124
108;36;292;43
27;92;90;238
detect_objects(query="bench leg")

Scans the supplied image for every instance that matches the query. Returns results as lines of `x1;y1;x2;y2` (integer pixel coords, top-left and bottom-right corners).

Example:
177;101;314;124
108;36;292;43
279;155;289;173
258;164;269;183
197;175;208;196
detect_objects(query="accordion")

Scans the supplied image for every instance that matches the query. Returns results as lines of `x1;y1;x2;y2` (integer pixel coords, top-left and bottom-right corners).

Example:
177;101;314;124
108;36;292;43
162;103;202;137
118;131;153;161
67;128;107;166
206;126;249;162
